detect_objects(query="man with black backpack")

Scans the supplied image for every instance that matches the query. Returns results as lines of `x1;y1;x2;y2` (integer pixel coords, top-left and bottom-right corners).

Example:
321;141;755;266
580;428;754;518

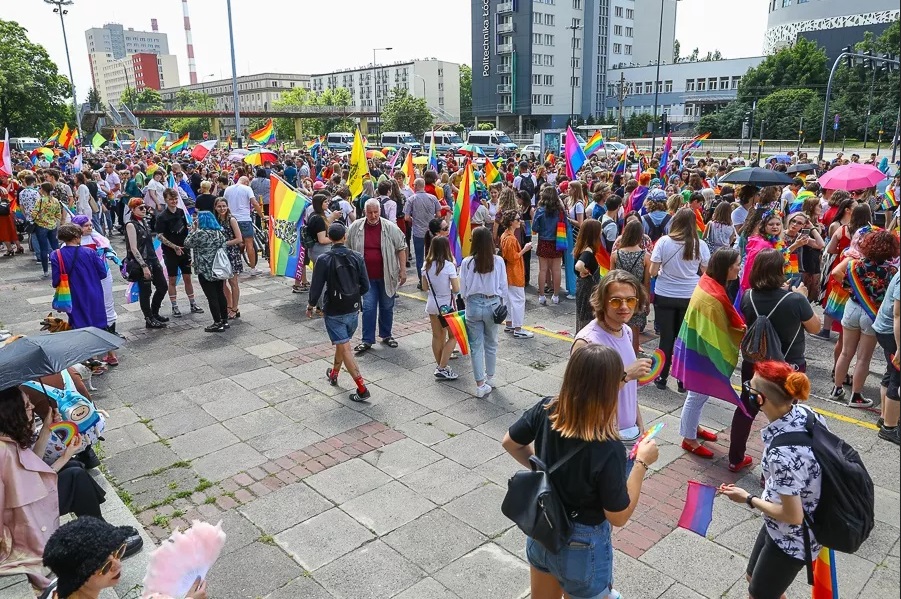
306;223;372;402
513;162;537;205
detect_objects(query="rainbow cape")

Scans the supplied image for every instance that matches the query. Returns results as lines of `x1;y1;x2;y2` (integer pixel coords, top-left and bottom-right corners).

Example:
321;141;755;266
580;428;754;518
166;133;189;153
268;175;310;277
628;185;649;213
443;310;470;354
583;130;604;156
484;159;502;185
249;118;275;145
10;195;24;221
448;161;478;264
812;547;838;599
788;189;815;214
555;217;567;252
694;208;707;237
879;187;898;211
672;274;747;414
847;260;886;321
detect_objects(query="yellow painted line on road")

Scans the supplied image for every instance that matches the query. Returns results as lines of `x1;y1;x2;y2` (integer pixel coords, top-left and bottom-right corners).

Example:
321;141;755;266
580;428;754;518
397;291;427;301
522;326;574;343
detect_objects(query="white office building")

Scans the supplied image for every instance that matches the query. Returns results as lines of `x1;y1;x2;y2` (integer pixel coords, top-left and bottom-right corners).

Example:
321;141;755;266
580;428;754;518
85;22;170;90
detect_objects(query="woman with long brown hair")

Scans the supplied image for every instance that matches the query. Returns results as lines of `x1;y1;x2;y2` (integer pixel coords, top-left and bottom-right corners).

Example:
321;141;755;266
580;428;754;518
573;218;603;332
531;186;565;305
421;235;460;380
503;344;659;599
214;197;244;317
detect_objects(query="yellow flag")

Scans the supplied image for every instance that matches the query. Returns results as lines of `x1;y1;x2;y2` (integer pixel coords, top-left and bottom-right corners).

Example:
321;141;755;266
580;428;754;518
347;128;369;199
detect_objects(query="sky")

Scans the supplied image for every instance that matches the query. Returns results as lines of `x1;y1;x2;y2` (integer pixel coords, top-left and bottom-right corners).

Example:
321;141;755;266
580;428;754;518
6;0;766;104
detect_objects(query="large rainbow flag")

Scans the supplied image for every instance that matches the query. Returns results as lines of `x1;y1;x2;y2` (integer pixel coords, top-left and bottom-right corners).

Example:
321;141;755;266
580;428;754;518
250;118;275;145
45;128;61;146
671;274;747;415
583;130;604;156
787;189;815;214
448;161;478;264
484;159;502;185
166;133;190;153
613;148;628;175
58;124;75;151
268;175;310;277
564;125;587;180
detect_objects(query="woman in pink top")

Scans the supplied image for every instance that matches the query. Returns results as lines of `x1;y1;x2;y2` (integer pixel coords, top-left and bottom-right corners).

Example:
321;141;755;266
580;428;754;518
571;270;652;446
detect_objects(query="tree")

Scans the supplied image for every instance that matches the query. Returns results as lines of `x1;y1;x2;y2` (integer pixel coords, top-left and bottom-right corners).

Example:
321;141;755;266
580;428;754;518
168;90;215;140
87;87;102;110
696;100;750;138
737;37;828;103
459;65;473;126
272;86;355;141
0;20;73;136
624;112;655;137
120;87;166;130
380;87;434;137
688;47;700;62
756;89;823;139
477;123;494;131
703;50;723;61
673;40;681;63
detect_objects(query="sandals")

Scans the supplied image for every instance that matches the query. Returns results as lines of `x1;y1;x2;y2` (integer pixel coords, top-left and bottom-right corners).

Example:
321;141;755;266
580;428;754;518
354;342;372;355
292;283;310;293
381;337;398;348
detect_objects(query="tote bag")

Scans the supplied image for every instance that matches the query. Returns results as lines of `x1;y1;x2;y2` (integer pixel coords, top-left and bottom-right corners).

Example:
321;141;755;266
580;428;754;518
52;249;76;313
211;247;234;280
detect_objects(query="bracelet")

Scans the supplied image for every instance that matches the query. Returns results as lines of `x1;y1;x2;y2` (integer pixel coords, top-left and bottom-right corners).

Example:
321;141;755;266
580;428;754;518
746;494;757;508
634;458;649;471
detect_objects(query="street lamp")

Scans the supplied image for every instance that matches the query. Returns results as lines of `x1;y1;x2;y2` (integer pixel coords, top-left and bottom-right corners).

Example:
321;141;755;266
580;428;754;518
225;0;242;146
412;74;427;100
650;0;671;154
44;0;81;138
372;47;393;136
567;23;582;127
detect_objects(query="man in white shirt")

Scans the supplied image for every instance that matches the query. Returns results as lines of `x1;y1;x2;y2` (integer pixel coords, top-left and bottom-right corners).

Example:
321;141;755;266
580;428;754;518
780;178;803;212
224;176;263;274
513;162;538;205
374;180;397;222
103;163;123;230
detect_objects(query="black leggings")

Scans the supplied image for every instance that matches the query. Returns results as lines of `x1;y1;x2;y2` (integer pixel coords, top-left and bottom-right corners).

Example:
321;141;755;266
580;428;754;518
198;274;229;323
653;294;690;381
747;525;805;599
58;461;105;518
137;260;168;318
522;249;532;287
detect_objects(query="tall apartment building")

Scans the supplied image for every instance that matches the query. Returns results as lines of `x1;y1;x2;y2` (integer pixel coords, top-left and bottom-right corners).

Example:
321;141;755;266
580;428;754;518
470;0;677;132
90;52;180;106
85;22;170;90
310;59;461;125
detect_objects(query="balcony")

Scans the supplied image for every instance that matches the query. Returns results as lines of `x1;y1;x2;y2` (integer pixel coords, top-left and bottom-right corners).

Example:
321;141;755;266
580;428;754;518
497;103;513;113
497;84;512;93
497;43;513;54
496;64;512;74
497;1;513;13
498;22;514;34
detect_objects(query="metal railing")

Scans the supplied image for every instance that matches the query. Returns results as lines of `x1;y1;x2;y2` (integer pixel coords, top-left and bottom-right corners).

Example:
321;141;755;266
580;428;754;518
497;84;512;94
497;43;513;54
497;1;513;13
497;103;513;113
496;64;512;74
498;22;514;33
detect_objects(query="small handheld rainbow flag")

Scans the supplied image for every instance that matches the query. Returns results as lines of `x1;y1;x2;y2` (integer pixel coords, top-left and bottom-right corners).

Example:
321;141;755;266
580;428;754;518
812;548;838;599
45;128;61;146
484;159;502;185
555;217;567;251
677;481;716;537
249;118;275;145
428;130;438;172
443;311;470;355
583;130;604;156
628;422;665;459
613;148;628;175
879;188;898;211
166;133;190;153
686;132;711;151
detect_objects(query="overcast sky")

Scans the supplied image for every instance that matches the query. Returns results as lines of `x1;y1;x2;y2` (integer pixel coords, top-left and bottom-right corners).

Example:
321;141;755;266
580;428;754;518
7;0;766;103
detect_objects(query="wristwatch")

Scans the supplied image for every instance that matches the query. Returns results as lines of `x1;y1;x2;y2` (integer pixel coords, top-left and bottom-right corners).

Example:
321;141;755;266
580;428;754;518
746;494;757;508
621;371;629;383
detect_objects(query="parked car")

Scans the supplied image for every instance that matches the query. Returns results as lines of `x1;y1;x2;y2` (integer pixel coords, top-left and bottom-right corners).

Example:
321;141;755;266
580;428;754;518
521;144;541;157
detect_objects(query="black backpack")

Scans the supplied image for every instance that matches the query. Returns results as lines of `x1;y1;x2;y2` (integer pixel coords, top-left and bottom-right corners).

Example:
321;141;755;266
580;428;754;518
768;407;874;580
519;174;536;200
377;196;391;220
740;290;800;363
326;251;362;313
643;213;671;243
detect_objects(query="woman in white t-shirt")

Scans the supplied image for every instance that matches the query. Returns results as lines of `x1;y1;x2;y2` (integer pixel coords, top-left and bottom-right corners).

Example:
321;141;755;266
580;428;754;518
649;208;711;391
421;235;460;381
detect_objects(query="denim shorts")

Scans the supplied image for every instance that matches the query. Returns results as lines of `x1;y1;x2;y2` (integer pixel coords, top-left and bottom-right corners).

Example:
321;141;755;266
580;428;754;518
526;520;614;599
324;312;358;345
237;220;254;239
841;300;874;335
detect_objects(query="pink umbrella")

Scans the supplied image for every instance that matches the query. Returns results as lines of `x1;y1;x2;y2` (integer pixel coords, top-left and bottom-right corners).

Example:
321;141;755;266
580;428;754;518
818;163;886;191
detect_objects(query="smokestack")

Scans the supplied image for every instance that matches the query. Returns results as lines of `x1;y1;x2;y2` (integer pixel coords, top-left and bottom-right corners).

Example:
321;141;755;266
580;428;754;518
151;18;158;32
181;0;198;84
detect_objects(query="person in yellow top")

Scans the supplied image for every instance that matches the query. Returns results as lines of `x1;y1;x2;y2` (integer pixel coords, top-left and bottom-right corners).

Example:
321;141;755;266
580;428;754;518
499;210;534;339
30;182;64;278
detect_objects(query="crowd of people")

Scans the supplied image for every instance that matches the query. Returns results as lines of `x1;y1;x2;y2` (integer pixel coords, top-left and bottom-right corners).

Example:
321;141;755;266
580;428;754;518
0;135;898;599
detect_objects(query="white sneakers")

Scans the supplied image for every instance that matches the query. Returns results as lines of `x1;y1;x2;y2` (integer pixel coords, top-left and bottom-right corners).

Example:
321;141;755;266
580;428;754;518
513;329;534;339
475;383;492;398
538;295;547;306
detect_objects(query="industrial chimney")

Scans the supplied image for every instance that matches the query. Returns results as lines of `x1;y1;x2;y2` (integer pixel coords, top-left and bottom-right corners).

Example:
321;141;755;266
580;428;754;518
181;0;198;84
150;18;158;32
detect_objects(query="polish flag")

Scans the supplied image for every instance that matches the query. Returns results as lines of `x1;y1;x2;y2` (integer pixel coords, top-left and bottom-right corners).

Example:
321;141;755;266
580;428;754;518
190;139;218;161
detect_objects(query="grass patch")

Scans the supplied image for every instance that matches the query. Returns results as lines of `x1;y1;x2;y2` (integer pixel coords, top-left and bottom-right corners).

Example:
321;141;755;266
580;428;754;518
167;482;178;490
152;514;170;527
530;360;549;371
171;509;186;519
204;496;217;505
195;479;213;492
258;534;275;545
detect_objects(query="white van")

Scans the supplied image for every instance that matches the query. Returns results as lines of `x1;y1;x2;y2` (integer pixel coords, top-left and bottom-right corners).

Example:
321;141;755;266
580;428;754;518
10;137;43;152
325;132;354;152
465;130;518;154
381;131;421;152
422;131;463;153
532;130;587;149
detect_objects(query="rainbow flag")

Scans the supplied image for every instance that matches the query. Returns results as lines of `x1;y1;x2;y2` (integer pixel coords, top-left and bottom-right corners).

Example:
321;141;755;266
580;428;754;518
249;118;275;145
583;130;604;156
448;161;477;264
45;128;61;146
166;133;190;153
154;134;169;152
659;133;673;177
110;129;120;148
847;259;882;321
305;136;323;151
268;175;310;277
596;242;611;277
694;208;707;237
564;126;587;180
443;310;470;355
401;150;415;189
613;148;628;175
788;189;815;214
58;123;74;151
428;130;438;172
677;481;716;536
555;218;567;252
10;196;24;222
686;132;711;150
880;187;898;211
672;274;748;414
30;147;54;163
484;159;502;185
812;548;838;599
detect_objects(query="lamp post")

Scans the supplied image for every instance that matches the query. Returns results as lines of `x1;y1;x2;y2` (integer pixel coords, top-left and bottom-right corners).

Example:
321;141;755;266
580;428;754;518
567;23;582;126
44;0;81;138
649;0;669;154
372;47;393;137
225;0;242;147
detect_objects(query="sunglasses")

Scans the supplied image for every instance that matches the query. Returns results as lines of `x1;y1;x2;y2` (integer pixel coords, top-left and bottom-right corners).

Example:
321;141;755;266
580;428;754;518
742;381;765;402
99;543;128;575
608;296;639;309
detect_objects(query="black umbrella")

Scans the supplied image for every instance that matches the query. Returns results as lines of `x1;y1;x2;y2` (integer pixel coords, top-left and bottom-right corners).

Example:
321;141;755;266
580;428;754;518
786;163;817;174
717;167;794;187
0;327;123;389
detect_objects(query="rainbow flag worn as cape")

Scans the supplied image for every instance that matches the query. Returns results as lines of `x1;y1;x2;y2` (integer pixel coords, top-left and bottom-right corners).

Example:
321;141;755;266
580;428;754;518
268;175;310;277
484;159;502;185
249;119;275;145
847;259;887;321
10;195;24;222
555;217;567;252
583;131;604;156
677;481;716;536
672;274;748;414
166;133;190;153
694;208;707;237
443;310;470;354
812;547;838;599
879;187;898;211
788;190;815;214
448;161;478;264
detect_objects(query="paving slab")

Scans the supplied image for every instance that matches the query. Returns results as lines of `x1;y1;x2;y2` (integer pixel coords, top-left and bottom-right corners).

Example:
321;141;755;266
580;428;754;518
302;406;373;438
150;406;218;439
275;508;375;571
640;528;747;597
231;366;291;390
382;508;488;574
315;540;425;599
393;577;461;599
305;458;392;504
191;442;267;482
361;438;443;478
222;407;287;440
207;541;304;599
400;458;489;505
168;423;241;461
443;483;512;537
434;543;530;599
264;576;336;599
99;422;158;454
341;481;436;535
247;424;325;460
103;441;181;482
216;510;264;557
432;429;505;468
239;482;332;534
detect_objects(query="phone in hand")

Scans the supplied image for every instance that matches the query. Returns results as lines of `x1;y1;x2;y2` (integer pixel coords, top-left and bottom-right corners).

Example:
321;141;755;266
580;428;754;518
800;228;811;236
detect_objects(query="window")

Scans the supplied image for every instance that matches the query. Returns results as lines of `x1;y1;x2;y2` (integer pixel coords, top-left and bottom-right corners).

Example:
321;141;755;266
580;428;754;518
533;33;542;44
438;68;443;76
544;74;554;85
543;94;553;105
697;79;706;91
572;18;581;28
544;54;554;66
532;74;542;85
571;76;579;87
685;79;695;91
572;37;581;49
644;81;653;94
731;76;741;89
782;0;791;6
613;43;622;54
272;80;278;87
571;57;581;68
545;14;555;25
545;34;554;45
614;25;622;35
664;80;672;92
533;12;542;24
532;94;541;105
532;54;542;65
684;104;695;117
719;77;729;90
624;44;632;55
626;8;634;18
573;0;581;8
625;26;633;37
614;6;623;17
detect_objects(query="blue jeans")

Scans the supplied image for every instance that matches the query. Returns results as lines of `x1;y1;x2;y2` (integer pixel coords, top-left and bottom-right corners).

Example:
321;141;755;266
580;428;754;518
413;236;425;278
526;520;615;599
465;294;500;383
362;279;395;344
324;311;359;345
33;226;58;274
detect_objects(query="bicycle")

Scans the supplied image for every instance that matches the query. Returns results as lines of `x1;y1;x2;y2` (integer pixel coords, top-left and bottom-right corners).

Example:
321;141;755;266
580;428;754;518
242;213;270;268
